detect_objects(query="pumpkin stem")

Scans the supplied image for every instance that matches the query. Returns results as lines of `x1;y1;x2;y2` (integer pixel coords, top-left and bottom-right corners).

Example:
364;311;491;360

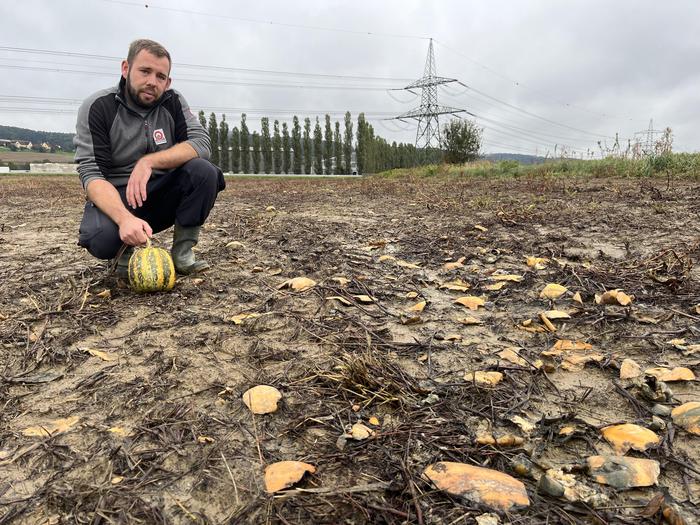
145;237;152;248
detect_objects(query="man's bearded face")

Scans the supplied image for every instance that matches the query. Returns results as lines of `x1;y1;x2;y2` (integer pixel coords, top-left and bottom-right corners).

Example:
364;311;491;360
124;50;171;108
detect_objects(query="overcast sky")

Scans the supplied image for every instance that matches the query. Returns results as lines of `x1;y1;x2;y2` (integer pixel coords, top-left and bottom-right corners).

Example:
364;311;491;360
1;0;699;156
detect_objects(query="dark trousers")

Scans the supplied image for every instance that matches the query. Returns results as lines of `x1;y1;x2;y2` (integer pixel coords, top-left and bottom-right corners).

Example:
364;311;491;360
78;158;225;260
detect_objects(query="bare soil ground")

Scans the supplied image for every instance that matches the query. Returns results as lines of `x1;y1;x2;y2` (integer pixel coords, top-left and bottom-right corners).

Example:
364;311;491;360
1;173;699;524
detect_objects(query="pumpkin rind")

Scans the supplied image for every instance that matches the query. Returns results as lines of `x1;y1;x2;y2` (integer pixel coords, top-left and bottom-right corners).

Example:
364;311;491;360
128;245;175;292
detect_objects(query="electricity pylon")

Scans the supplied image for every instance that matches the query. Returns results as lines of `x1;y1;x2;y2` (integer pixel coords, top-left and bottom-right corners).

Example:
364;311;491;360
392;38;465;149
633;119;664;157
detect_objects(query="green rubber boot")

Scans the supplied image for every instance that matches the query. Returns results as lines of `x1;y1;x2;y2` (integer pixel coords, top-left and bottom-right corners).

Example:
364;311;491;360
115;247;133;279
171;222;210;275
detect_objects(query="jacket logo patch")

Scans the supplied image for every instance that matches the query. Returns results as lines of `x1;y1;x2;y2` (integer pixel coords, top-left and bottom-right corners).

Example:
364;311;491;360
153;129;167;145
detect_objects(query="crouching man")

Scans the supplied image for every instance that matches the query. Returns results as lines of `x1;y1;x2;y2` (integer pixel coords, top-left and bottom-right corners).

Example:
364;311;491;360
74;39;225;276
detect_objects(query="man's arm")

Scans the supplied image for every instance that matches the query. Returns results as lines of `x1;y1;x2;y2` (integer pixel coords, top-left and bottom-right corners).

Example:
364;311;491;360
74;92;153;246
87;179;153;246
126;142;197;209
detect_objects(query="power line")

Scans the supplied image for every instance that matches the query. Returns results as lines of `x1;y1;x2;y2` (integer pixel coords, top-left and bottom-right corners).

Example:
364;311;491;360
456;81;616;140
0;46;413;82
0;64;402;91
439;86;605;142
472;113;598;145
0;105;397;120
434;39;645;124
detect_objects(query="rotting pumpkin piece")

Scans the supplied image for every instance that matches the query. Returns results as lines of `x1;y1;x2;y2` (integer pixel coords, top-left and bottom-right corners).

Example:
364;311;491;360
278;277;316;292
526;256;549;270
560;352;605;371
595;289;634;306
440;279;471;292
499;348;528;367
408;301;427;312
475;434;525;447
542;340;602;371
242;385;282;415
325;296;353;306
542;310;572;320
465;371;503;386
229;312;262;324
539;283;568;300
454;296;485;311
543;340;593;356
601;424;660;454
586;456;660;489
489;274;523;282
620;358;642;380
349;422;375;440
539;313;557;333
644;367;696;382
423;462;530;511
396;259;421;269
264;461;316;493
444;257;466;271
671;402;700;435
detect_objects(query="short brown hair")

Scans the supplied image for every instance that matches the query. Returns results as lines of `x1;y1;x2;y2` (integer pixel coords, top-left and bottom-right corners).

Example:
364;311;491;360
127;39;171;69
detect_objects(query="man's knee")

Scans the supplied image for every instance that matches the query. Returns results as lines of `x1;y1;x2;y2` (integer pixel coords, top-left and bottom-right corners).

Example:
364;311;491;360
78;202;121;259
86;233;123;259
180;158;225;193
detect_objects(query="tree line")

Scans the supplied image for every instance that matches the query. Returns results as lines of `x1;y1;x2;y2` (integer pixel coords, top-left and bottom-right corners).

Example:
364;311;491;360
0;125;75;151
198;111;442;175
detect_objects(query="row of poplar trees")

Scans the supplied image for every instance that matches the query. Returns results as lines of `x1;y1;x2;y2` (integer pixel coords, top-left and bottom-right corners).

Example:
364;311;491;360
198;111;438;175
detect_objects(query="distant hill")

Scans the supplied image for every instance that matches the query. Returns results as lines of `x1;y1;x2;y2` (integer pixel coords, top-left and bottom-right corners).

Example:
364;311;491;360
0;125;75;151
483;153;547;165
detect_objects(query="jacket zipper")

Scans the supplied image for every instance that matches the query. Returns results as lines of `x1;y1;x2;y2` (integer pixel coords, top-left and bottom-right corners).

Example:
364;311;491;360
144;119;150;154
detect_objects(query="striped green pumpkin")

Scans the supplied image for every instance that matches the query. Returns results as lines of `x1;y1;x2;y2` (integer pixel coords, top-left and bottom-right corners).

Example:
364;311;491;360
128;240;176;293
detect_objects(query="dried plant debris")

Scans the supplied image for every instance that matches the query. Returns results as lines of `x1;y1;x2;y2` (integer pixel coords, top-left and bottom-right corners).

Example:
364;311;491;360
22;416;80;437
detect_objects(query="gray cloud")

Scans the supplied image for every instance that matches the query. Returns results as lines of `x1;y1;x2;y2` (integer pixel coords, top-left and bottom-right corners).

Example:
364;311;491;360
0;0;697;154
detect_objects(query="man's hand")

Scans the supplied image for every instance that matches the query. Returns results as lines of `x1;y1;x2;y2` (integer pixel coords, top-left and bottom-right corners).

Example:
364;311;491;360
119;215;153;246
126;158;153;208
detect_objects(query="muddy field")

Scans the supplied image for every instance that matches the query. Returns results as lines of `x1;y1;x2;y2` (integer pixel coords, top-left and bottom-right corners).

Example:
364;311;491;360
1;173;699;524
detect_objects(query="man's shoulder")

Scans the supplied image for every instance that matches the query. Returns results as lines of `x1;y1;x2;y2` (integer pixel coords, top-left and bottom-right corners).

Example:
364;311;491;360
161;89;193;119
162;88;186;107
80;85;119;111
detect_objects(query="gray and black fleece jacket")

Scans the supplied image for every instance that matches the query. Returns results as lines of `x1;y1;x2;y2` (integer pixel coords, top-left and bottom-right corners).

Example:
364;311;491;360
74;77;210;189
